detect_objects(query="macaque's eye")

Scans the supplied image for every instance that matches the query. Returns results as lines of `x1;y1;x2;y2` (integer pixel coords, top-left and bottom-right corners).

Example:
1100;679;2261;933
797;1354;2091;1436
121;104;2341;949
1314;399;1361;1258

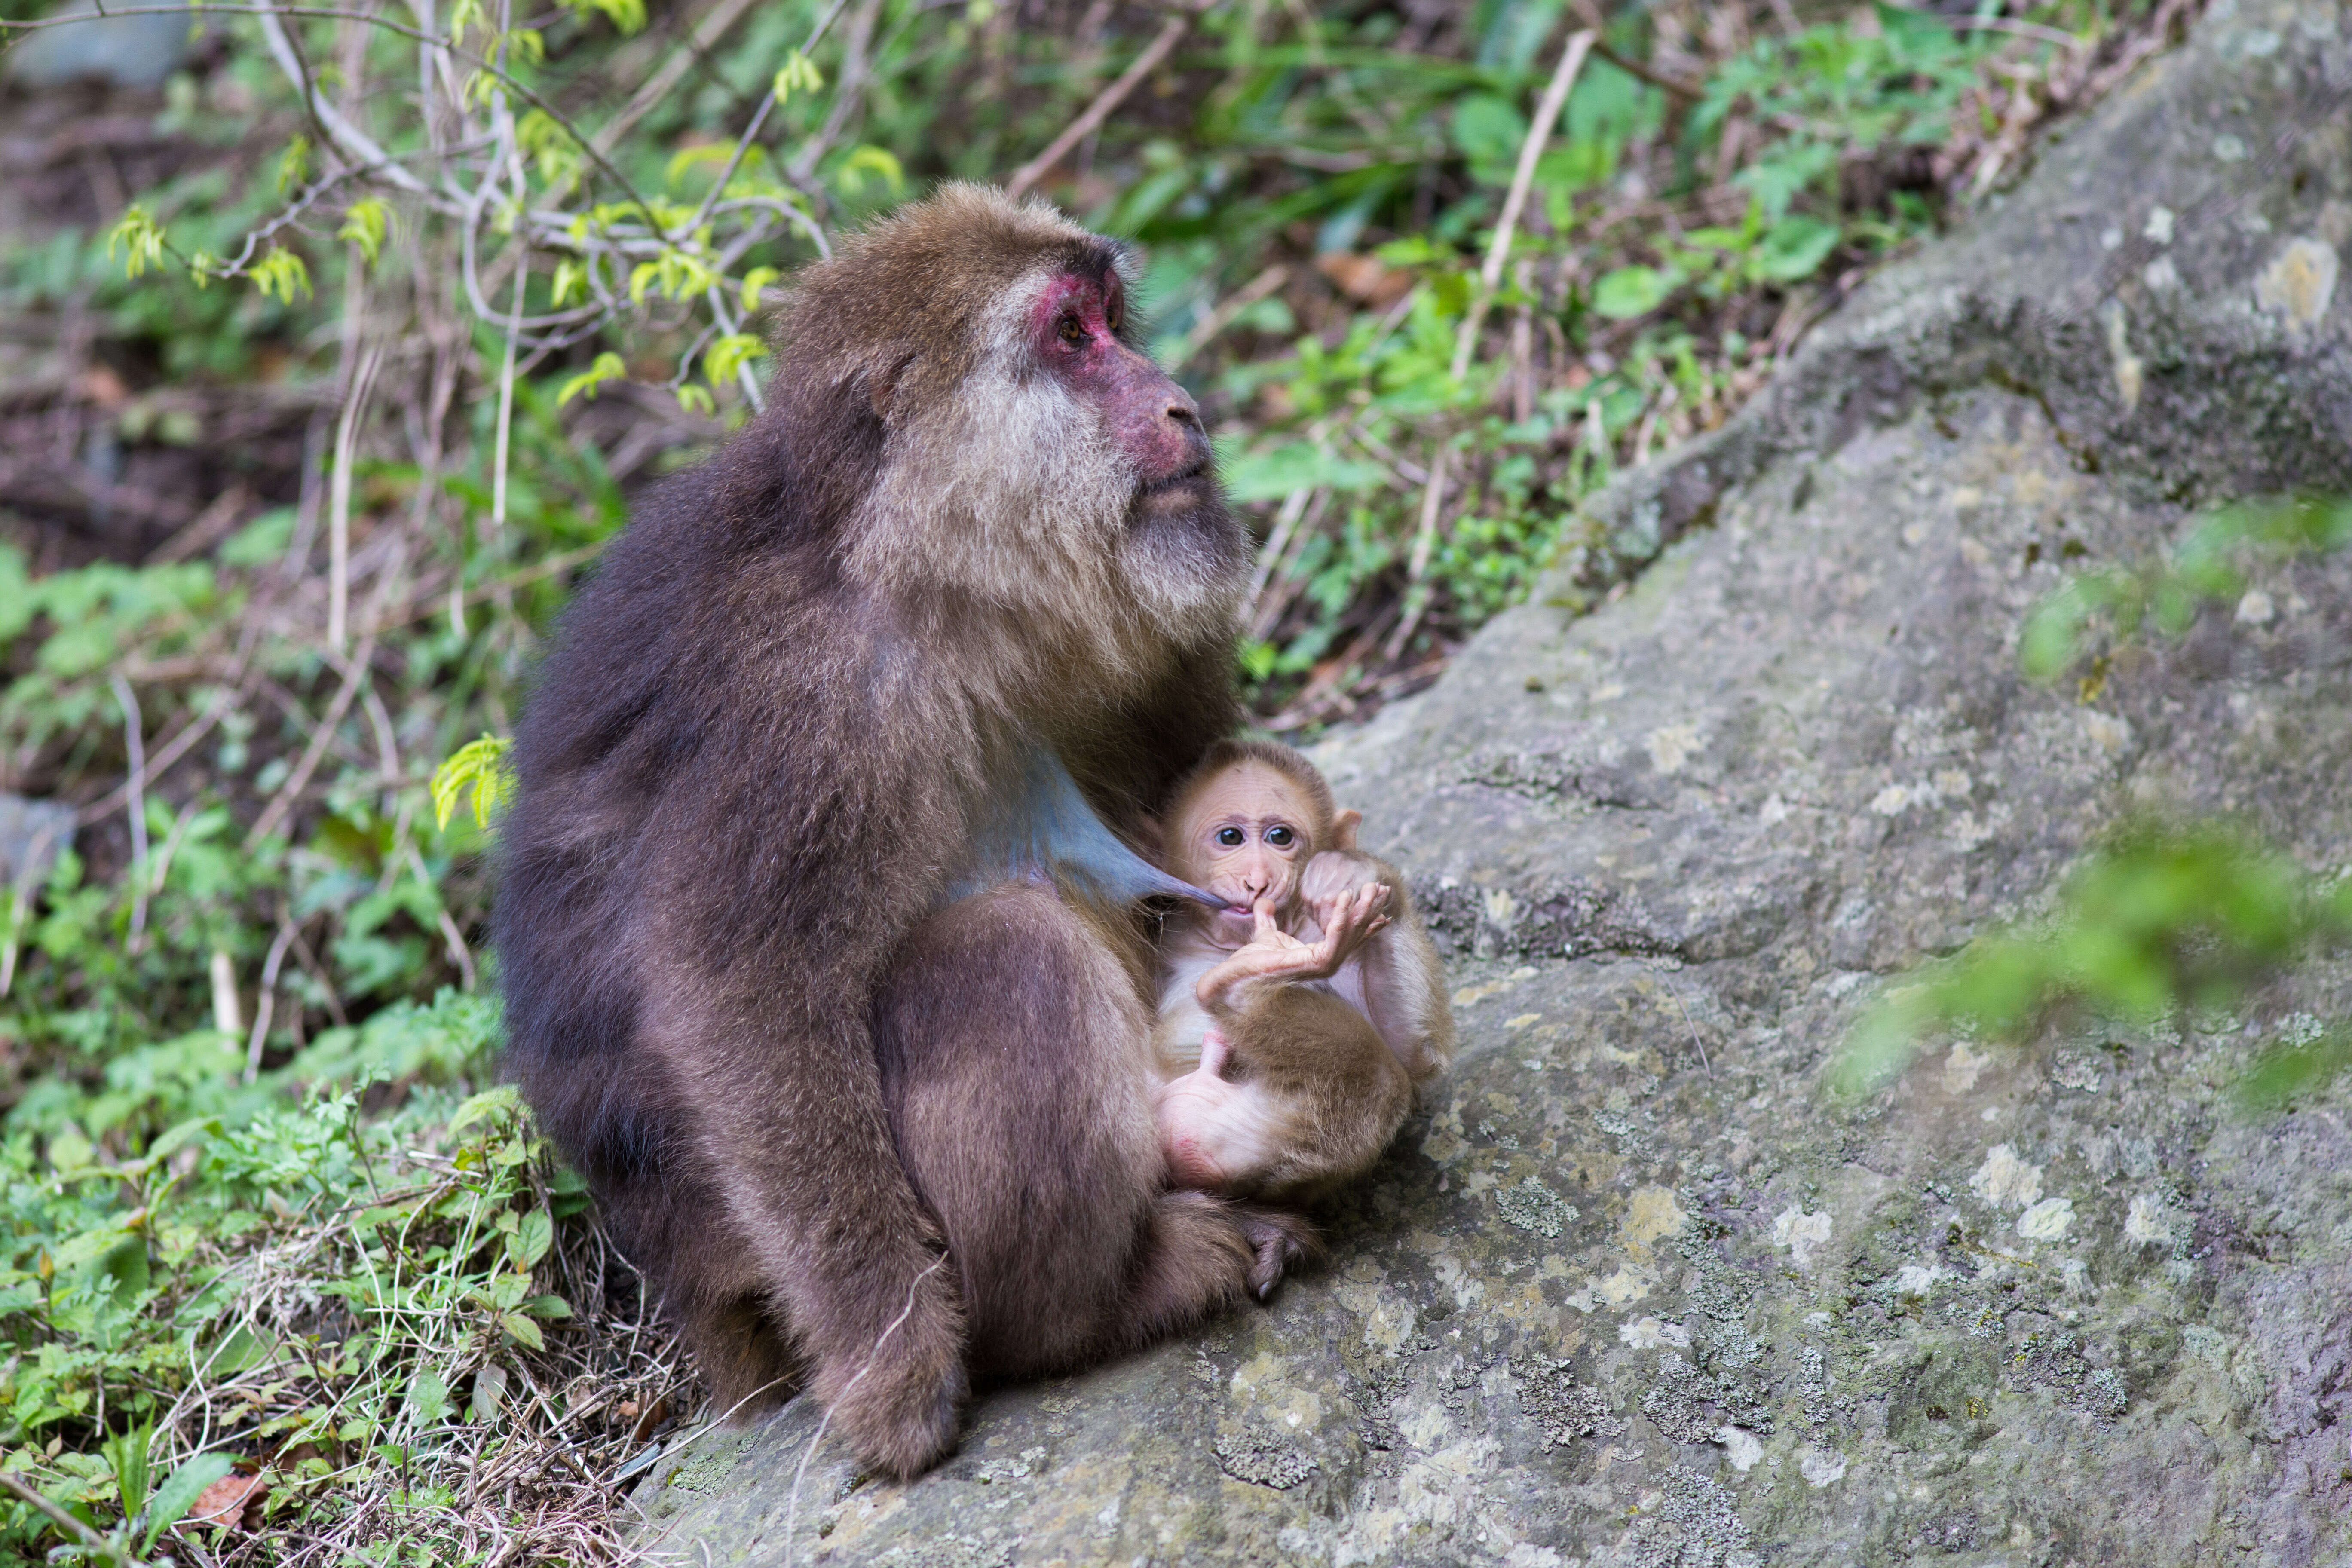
1216;827;1245;847
1265;825;1295;848
1106;292;1123;332
1058;314;1087;346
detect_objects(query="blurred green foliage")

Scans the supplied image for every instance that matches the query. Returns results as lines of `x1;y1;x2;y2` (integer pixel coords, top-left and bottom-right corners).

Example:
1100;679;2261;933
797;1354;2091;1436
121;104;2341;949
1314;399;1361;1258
2020;494;2352;690
1837;824;2352;1099
1838;493;2352;1108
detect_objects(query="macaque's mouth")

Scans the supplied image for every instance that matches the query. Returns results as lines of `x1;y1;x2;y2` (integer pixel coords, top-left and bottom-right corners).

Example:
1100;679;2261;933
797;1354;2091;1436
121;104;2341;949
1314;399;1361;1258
1137;464;1210;503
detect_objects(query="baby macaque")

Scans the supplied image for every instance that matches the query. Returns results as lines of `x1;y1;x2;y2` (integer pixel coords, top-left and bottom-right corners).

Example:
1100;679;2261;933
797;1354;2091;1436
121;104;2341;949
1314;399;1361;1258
1150;740;1455;1204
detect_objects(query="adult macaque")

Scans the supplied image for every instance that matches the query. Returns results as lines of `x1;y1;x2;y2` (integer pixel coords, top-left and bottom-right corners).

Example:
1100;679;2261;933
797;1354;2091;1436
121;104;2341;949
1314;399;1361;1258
1151;740;1456;1203
496;186;1308;1480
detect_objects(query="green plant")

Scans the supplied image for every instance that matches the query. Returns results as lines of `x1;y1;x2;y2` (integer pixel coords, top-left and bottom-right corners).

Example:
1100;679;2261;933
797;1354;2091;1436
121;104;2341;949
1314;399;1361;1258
2020;494;2352;692
1835;823;2352;1102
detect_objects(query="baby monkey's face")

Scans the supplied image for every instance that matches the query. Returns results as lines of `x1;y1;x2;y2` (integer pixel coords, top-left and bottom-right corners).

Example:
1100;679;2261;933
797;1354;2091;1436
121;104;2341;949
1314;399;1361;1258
1170;763;1319;946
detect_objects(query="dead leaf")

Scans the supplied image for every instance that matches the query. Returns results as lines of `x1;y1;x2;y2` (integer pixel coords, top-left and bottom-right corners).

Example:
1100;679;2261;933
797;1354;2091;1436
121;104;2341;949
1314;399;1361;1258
629;1394;671;1445
187;1470;268;1532
1315;252;1414;308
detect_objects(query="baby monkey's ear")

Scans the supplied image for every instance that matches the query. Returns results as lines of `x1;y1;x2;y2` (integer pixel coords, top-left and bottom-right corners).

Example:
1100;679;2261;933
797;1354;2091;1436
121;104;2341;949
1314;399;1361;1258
1331;808;1362;852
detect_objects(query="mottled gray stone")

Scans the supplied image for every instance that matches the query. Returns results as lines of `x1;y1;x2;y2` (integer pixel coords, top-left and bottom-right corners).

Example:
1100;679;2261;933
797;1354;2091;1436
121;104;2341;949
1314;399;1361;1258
5;0;194;89
635;4;2352;1562
0;794;74;897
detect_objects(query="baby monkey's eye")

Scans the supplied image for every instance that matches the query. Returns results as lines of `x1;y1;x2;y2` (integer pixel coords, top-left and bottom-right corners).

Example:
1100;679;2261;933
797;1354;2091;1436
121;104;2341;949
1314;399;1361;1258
1216;827;1245;847
1265;826;1295;847
1059;315;1087;345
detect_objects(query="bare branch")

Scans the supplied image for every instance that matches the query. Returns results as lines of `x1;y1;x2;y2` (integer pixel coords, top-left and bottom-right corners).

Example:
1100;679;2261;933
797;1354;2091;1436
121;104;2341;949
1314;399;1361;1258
1005;12;1191;199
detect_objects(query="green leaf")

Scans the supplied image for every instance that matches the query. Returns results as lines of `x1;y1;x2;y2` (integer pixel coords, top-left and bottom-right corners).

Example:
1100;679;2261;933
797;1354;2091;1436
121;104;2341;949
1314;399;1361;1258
142;1452;236;1553
277;133;312;195
1450;93;1527;180
250;249;313;306
499;1311;546;1351
834;145;905;199
2017;582;2093;683
1590;265;1675;320
338;197;392;266
429;733;515;831
704;332;768;390
773;47;824;102
509;1209;554;1269
1753;216;1841;283
562;0;645;33
1222;441;1389;503
448;1084;524;1136
406;1368;452;1428
106;206;170;279
557;352;628;407
102;1422;153;1526
522;1293;573;1319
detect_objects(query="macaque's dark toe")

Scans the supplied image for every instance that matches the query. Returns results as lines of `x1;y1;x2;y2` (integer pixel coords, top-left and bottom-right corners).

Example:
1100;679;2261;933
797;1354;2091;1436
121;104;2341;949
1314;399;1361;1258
1239;1210;1319;1299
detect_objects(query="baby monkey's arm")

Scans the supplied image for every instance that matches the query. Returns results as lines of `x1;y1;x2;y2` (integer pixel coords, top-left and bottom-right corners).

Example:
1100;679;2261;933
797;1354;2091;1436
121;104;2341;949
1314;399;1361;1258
1193;886;1391;1017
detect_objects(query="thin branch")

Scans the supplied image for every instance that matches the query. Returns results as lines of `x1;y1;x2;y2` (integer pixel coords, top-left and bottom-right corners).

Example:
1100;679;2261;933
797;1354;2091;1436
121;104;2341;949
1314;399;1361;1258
786;0;884;185
328;343;386;656
0;1471;136;1562
246;919;299;1081
488;175;530;554
249;0;430;198
1452;28;1594;381
1168;263;1289;370
246;635;377;849
1006;12;1191;198
1589;38;1700;101
685;0;854;234
593;0;769;157
110;673;151;949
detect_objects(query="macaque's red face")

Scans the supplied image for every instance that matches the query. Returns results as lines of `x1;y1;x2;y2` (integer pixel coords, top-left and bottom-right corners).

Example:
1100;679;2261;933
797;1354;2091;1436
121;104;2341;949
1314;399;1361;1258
1032;270;1212;508
1170;763;1322;947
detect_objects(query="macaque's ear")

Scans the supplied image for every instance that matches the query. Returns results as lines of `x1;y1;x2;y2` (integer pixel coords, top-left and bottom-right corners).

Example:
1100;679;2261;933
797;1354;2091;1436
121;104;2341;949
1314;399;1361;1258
1331;808;1361;852
867;354;913;420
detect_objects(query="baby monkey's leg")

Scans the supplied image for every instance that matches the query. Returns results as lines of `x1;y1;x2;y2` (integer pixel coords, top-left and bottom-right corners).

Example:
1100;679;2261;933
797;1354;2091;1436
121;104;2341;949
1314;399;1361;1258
1156;1027;1243;1191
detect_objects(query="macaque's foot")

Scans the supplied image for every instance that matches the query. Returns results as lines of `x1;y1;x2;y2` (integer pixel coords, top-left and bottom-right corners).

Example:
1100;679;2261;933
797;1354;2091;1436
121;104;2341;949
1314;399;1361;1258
821;1263;971;1481
1235;1207;1320;1301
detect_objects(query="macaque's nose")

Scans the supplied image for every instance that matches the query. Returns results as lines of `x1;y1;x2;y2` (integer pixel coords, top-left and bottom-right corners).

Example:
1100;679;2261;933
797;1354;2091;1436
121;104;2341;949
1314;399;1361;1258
1165;388;1200;428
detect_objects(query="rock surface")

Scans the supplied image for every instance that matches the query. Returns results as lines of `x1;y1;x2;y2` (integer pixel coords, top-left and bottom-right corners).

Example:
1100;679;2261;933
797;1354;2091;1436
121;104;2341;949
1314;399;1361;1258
636;4;2352;1562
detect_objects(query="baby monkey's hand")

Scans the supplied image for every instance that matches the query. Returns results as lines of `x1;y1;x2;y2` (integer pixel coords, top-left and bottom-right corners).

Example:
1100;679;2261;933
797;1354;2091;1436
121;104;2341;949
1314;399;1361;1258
1195;886;1390;1013
1307;880;1392;972
1298;848;1384;906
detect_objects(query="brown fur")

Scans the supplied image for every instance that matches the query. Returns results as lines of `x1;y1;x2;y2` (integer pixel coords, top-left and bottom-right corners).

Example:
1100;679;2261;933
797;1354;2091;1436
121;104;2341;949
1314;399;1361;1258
1150;745;1456;1204
495;186;1294;1478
